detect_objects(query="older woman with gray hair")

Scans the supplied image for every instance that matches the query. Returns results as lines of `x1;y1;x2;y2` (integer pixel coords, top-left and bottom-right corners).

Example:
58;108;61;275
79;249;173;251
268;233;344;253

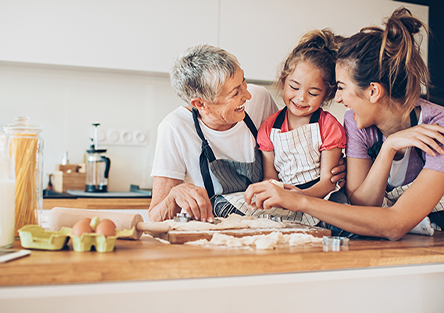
149;44;345;222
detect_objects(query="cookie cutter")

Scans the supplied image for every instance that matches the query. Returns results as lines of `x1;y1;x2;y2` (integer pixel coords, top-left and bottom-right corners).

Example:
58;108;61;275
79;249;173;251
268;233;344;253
174;213;191;223
322;236;349;252
174;212;221;224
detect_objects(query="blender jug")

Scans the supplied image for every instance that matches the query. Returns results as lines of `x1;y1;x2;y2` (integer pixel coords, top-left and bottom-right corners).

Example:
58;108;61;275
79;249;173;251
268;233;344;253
85;123;111;192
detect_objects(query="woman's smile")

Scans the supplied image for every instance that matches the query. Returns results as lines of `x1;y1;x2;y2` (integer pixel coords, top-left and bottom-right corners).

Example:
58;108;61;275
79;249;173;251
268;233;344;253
234;104;245;112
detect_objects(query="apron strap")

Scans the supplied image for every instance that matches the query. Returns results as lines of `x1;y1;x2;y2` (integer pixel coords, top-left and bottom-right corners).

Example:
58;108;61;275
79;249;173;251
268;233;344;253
367;129;383;160
272;107;321;129
409;109;425;163
192;108;258;199
243;111;258;139
309;108;321;123
272;107;287;129
367;108;424;163
192;108;216;198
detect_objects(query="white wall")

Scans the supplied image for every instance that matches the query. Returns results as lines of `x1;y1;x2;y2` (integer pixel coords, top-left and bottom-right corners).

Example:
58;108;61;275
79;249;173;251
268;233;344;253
0;63;183;191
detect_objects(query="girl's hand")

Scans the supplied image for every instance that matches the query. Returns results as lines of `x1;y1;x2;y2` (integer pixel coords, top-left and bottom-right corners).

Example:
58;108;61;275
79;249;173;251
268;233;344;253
245;181;302;211
385;123;444;156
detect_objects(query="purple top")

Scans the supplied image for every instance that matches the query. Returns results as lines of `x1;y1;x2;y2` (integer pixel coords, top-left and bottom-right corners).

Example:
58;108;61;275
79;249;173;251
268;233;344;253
344;98;444;187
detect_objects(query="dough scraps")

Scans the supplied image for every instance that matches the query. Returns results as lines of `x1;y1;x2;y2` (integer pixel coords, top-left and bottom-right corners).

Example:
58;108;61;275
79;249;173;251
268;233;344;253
185;231;322;250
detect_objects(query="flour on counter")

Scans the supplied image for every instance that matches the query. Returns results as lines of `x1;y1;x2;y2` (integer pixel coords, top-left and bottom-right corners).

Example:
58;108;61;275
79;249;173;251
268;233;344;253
185;231;322;250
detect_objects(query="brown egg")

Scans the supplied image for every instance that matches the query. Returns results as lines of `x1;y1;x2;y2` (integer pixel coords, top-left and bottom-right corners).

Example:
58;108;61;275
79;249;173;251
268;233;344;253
71;218;93;236
95;219;116;237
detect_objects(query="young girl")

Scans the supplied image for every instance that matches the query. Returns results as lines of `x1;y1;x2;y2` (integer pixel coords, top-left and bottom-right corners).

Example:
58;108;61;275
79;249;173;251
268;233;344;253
245;8;444;240
255;29;346;226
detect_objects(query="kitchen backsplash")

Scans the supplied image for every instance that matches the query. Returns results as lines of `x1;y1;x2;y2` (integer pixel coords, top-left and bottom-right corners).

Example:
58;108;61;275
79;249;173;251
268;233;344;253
0;61;346;191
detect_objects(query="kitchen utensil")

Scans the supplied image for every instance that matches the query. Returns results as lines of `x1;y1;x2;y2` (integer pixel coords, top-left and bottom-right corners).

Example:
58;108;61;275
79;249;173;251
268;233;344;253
322;236;350;252
174;213;191;223
85;123;111;192
2;117;44;234
323;236;349;246
47;207;170;240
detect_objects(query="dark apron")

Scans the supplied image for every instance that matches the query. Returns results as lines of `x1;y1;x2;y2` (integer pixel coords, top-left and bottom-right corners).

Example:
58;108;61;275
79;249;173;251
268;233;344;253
192;108;263;216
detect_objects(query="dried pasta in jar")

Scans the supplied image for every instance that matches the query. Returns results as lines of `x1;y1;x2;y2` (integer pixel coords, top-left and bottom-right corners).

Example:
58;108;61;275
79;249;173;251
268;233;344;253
2;117;43;235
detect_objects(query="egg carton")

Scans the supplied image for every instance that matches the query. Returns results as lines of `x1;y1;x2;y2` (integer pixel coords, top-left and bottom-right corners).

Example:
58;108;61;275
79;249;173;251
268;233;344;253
70;228;134;252
18;225;72;250
18;224;134;252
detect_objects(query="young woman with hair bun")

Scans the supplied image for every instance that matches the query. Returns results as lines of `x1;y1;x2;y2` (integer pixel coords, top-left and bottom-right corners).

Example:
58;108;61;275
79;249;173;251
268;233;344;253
246;8;444;240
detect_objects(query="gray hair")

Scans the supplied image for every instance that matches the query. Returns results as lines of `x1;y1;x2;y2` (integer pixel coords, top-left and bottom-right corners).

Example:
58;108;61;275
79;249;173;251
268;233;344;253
170;44;241;103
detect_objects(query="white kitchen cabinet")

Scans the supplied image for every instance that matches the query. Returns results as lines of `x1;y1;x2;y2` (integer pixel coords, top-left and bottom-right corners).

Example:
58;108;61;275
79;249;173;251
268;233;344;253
0;0;219;73
219;0;428;81
0;1;428;79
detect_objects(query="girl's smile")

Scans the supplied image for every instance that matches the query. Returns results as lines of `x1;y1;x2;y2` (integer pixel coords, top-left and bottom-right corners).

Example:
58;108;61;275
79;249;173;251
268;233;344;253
283;61;327;128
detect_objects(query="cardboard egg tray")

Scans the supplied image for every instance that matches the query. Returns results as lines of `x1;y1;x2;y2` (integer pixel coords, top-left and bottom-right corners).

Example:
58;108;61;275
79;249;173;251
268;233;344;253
18;224;134;253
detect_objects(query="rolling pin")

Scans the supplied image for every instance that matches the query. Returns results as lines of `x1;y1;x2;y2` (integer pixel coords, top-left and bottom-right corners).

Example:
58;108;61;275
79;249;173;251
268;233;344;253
48;207;170;240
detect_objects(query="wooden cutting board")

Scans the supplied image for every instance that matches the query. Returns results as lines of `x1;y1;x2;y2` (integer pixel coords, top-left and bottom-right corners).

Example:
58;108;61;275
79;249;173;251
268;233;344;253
159;222;331;244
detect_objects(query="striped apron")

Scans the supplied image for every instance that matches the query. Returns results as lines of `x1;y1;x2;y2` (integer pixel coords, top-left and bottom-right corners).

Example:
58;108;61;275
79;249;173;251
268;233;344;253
270;107;322;188
222;108;330;226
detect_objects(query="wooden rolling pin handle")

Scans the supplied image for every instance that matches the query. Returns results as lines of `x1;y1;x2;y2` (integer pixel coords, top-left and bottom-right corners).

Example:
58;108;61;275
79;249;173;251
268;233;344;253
136;222;170;235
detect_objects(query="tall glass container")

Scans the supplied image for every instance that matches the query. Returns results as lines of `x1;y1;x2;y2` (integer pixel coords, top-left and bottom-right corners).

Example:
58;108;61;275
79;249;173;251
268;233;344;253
2;117;43;235
0;130;16;247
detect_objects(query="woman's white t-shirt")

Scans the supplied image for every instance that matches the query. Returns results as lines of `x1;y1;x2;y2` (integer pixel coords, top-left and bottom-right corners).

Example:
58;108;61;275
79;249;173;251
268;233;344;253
151;84;278;195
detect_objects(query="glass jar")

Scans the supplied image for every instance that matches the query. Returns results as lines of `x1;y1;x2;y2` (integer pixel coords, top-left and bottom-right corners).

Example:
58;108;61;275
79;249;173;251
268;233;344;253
0;130;16;247
2;117;43;235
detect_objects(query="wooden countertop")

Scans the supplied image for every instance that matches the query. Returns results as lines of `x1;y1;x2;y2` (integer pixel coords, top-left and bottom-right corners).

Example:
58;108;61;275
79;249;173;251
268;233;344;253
2;231;444;287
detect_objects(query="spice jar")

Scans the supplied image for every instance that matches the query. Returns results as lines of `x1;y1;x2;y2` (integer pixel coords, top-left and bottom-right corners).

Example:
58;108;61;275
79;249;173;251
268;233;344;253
2;117;44;235
0;130;16;247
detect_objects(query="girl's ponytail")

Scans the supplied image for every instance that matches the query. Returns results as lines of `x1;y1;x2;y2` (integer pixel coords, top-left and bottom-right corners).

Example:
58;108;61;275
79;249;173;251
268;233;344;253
278;29;343;105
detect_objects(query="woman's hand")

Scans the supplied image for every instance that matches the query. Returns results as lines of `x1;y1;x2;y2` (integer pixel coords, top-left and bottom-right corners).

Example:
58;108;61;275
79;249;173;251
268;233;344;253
169;183;214;222
244;180;303;211
149;177;213;222
384;123;444;156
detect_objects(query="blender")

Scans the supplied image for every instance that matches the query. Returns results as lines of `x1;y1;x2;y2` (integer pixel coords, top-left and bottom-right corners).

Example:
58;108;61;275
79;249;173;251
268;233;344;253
85;123;111;192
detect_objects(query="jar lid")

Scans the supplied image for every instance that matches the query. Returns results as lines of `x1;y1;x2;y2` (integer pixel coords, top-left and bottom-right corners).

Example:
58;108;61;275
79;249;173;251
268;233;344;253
2;116;43;134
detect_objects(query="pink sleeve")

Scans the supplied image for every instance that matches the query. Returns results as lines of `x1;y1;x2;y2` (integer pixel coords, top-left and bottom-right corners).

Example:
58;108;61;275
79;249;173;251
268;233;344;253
319;110;347;151
257;111;280;151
